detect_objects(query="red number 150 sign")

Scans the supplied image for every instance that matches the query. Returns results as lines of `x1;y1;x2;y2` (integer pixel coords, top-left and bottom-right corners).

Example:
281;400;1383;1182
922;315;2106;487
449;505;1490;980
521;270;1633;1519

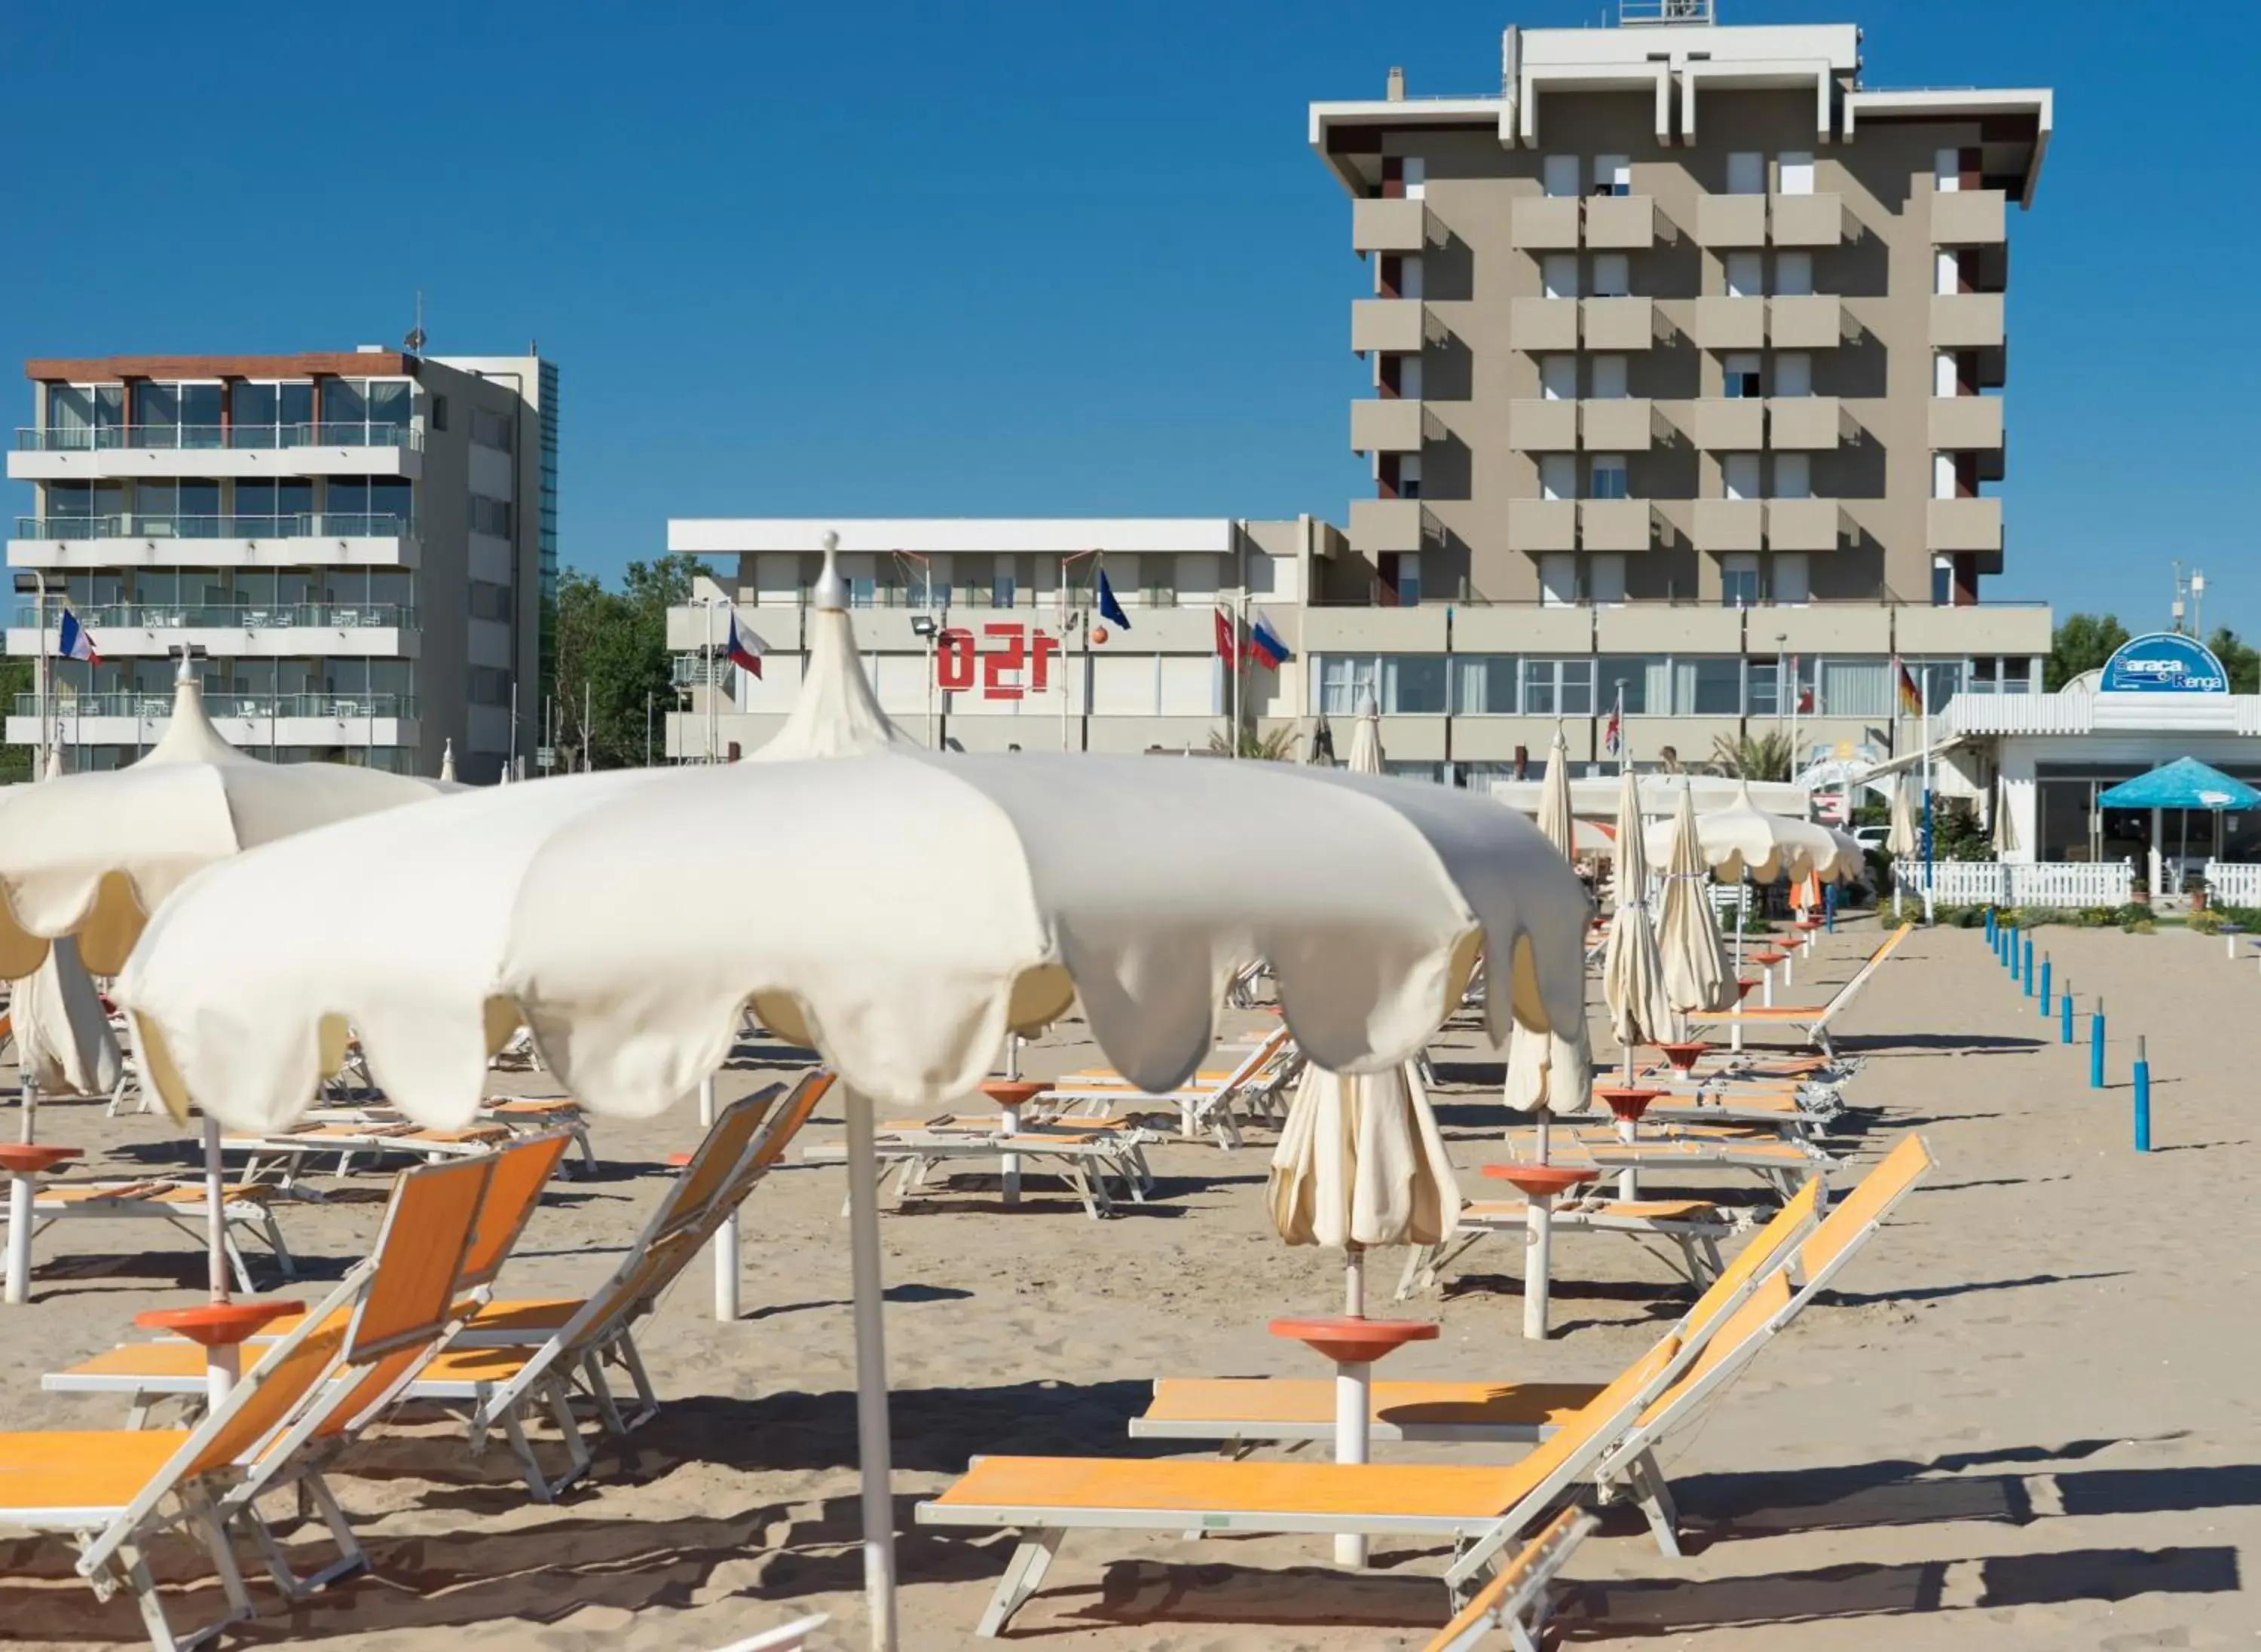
936;623;1061;701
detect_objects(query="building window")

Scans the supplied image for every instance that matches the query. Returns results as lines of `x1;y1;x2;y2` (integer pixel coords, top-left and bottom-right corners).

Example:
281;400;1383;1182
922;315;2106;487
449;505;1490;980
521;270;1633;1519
1593;154;1631;197
1590;454;1629;500
1397;454;1423;500
1721;554;1760;608
1932;555;1954;605
1539;453;1577;503
1380;552;1421;607
1746;659;1779;717
1778;152;1816;195
1726;151;1764;195
1591;253;1631;298
1540;355;1577;401
1599;656;1665;714
1971;656;2035;695
1681;657;1745;716
1774;252;1814;296
469;494;513;537
1724;353;1762;399
470;406;515;451
1725;252;1764;299
468;665;514;707
1543;154;1581;197
1723;454;1761;501
1402;157;1426;201
1454;655;1519;714
430;394;449;432
1774;353;1813;398
1590;354;1628;399
1589;552;1627;604
1522;657;1595;716
1315;653;1445;714
470;579;512;622
1773;552;1810;603
1773;453;1810;498
1542;254;1578;300
1537;552;1577;607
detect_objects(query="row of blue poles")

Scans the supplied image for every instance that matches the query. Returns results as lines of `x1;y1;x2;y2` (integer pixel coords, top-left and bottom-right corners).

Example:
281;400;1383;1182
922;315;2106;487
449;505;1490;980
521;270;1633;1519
1984;907;2141;1147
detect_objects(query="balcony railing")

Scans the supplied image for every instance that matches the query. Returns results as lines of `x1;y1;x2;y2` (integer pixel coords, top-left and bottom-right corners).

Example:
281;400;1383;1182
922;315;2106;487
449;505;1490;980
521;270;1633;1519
14;513;416;540
11;603;416;632
17;692;418;722
16;423;423;453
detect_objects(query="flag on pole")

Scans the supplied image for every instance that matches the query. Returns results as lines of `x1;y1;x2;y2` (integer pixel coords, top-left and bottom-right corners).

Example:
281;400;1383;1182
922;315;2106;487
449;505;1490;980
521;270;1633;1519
1213;606;1238;668
1602;690;1623;758
57;609;100;665
725;608;765;678
1247;610;1289;671
1095;567;1130;632
1895;658;1923;717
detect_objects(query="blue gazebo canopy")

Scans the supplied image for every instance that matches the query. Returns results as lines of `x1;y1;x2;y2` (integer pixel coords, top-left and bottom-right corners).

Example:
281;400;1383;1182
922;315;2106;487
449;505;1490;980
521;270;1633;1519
2097;757;2261;812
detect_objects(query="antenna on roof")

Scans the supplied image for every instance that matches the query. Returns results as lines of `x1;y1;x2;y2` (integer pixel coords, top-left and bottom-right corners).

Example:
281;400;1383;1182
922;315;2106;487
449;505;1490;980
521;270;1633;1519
402;289;427;354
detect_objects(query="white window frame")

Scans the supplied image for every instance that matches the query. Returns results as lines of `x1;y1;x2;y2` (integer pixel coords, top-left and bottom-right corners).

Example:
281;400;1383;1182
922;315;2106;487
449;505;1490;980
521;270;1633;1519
1403;156;1427;200
1589;453;1629;500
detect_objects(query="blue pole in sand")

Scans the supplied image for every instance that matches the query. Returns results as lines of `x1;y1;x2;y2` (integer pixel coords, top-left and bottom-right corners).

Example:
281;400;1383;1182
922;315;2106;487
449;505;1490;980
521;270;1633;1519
2133;1035;2151;1152
2061;983;2073;1044
2091;999;2106;1090
2022;935;2035;996
1985;907;1996;946
2010;930;2022;984
2039;956;2051;1014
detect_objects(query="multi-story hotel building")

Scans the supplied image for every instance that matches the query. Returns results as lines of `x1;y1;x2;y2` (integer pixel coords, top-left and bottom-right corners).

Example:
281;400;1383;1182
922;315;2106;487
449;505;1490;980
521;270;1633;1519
6;347;555;782
669;8;2054;783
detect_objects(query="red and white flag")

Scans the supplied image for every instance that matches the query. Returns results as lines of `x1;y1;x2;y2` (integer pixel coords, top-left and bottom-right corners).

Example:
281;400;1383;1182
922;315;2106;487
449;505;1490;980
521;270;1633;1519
1213;605;1237;668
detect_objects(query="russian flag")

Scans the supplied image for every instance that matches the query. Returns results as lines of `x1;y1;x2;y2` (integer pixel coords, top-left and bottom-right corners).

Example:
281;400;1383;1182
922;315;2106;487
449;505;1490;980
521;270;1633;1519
1247;610;1288;672
725;609;764;678
58;609;100;665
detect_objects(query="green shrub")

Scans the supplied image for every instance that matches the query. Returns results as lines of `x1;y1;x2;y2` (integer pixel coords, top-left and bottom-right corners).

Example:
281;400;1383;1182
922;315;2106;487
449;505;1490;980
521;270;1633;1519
2213;904;2261;932
2122;916;2157;935
2188;908;2227;935
1929;903;1989;929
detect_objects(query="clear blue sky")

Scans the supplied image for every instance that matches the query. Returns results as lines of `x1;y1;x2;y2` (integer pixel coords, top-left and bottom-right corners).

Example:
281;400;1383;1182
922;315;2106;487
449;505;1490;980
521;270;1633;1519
4;1;2250;638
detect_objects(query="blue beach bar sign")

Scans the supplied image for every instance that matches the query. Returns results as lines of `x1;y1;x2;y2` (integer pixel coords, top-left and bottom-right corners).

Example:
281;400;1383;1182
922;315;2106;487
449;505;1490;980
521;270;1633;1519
2099;632;2229;696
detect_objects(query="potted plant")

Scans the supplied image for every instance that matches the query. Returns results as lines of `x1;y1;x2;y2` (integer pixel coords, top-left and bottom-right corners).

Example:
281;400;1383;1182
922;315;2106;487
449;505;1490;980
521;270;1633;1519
2186;871;2210;911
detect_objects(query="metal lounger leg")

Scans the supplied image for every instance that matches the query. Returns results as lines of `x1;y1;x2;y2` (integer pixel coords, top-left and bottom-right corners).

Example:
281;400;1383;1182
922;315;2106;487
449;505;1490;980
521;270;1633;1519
115;1542;185;1652
260;1209;296;1279
498;1397;558;1503
613;1329;660;1425
1629;1446;1684;1557
975;1528;1063;1638
543;1375;594;1492
221;1224;255;1295
581;1351;630;1436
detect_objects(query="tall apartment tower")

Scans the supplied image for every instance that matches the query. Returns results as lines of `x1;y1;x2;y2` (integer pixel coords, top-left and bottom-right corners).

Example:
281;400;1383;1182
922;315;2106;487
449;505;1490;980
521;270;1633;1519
1314;4;2048;616
5;347;555;782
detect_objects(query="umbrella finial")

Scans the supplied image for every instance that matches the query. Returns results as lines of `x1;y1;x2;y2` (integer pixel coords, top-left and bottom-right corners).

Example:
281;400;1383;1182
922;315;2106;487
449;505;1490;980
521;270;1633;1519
813;531;848;613
439;738;456;782
176;650;197;685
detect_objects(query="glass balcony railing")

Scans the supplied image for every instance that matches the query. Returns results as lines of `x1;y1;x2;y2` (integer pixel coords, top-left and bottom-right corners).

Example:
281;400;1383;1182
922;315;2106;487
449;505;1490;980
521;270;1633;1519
15;692;418;721
10;603;417;632
15;424;422;453
14;513;417;540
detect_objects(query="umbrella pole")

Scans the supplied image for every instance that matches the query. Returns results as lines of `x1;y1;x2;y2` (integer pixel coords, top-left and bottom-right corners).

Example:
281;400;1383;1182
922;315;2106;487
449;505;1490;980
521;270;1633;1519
1523;1196;1553;1341
18;1072;34;1146
203;1115;228;1303
1532;1105;1550;1166
843;1085;900;1652
1344;1243;1364;1318
702;1073;739;1322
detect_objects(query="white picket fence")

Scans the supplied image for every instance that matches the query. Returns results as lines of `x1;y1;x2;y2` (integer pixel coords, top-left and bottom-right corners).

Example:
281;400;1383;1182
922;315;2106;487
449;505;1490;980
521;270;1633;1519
1892;859;2134;908
2204;861;2261;907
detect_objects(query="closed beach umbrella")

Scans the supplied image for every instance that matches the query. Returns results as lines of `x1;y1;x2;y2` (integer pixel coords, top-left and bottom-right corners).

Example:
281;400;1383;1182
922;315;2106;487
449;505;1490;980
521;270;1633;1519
1658;784;1731;1016
115;583;1591;1650
1888;775;1920;858
1268;1060;1458;1286
1535;724;1574;857
1345;687;1384;776
0;659;454;1295
8;739;122;1109
1993;773;2018;856
1605;766;1678;1072
1506;724;1590;1152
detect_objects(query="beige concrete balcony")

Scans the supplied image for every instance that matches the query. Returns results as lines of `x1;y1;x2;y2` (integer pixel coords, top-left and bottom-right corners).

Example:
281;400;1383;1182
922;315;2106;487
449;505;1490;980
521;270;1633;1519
1349;398;1427;454
1692;296;1766;349
1929;395;2005;451
1506;499;1577;553
1679;397;1765;450
1767;396;1843;450
1347;497;1436;555
1583;296;1656;350
1770;192;1845;246
1928;496;2003;552
1584;194;1657;249
1510;196;1581;249
1691;498;1764;552
1580;397;1655;451
1581;499;1655;552
1510;297;1581;352
1508;399;1580;451
1932;292;2006;349
1351;197;1440;255
1930;188;2007;246
1697;193;1767;247
1767;498;1844;551
1769;295;1846;349
1351;298;1430;356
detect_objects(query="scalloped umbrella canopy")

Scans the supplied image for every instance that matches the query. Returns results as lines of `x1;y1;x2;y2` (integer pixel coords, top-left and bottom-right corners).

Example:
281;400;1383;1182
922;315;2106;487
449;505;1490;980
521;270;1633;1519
1657;782;1732;1015
0;670;456;977
9;739;121;1100
1604;765;1679;1053
1641;781;1857;885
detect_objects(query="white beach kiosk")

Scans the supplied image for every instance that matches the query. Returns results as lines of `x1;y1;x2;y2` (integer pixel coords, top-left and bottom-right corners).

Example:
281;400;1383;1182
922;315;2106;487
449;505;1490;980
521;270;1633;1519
1906;633;2261;907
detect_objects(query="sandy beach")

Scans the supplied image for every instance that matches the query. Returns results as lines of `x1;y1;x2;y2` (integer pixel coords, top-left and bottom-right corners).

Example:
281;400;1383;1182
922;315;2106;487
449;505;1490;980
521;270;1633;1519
2;913;2253;1649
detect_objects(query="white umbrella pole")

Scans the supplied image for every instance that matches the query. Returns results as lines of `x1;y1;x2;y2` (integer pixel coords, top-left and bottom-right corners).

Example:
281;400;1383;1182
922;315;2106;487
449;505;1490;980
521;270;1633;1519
1344;1243;1364;1317
1523;1197;1553;1341
203;1115;228;1302
18;1072;35;1146
843;1085;900;1652
702;1073;739;1322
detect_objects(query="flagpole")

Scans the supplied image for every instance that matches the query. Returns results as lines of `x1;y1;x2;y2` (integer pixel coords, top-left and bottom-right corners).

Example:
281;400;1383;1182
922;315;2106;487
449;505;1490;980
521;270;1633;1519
1920;667;1935;924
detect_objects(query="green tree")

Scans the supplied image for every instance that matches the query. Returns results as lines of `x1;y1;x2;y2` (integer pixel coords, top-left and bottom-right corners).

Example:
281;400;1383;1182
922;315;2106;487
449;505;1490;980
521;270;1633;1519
2045;613;2129;691
553;553;704;769
0;655;31;783
1707;730;1792;782
2205;626;2261;694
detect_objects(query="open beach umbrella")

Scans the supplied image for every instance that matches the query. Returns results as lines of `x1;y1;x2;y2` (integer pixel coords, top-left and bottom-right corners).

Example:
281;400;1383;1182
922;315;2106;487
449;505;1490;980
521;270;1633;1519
1640;780;1856;885
1504;724;1590;1155
114;555;1592;1651
1604;766;1678;1074
7;739;123;1115
0;659;454;1293
1657;784;1731;1017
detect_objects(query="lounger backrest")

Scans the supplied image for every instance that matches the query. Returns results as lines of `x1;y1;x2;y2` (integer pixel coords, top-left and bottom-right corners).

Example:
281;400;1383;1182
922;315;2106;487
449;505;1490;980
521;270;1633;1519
1675;1176;1820;1345
1488;1337;1678;1514
1423;1507;1594;1652
1635;1269;1791;1430
745;1070;834;1175
1793;1132;1932;1291
1814;922;1912;1024
184;1296;362;1477
457;1130;574;1290
348;1153;497;1361
651;1085;785;1241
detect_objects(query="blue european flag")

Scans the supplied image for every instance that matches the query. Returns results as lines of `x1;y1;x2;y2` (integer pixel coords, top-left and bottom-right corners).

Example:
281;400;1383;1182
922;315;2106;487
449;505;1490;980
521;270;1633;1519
1095;567;1130;632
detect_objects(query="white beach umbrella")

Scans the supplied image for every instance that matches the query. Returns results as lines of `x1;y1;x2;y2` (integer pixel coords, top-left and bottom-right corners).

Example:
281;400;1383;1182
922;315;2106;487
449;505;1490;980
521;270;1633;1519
6;739;121;1111
115;647;1590;1651
1993;772;2018;856
1534;724;1574;857
1640;780;1857;885
0;659;454;1293
1505;724;1591;1153
1887;775;1920;858
1604;766;1678;1072
751;589;911;761
1345;686;1384;776
1657;784;1732;1017
1268;1060;1457;1289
